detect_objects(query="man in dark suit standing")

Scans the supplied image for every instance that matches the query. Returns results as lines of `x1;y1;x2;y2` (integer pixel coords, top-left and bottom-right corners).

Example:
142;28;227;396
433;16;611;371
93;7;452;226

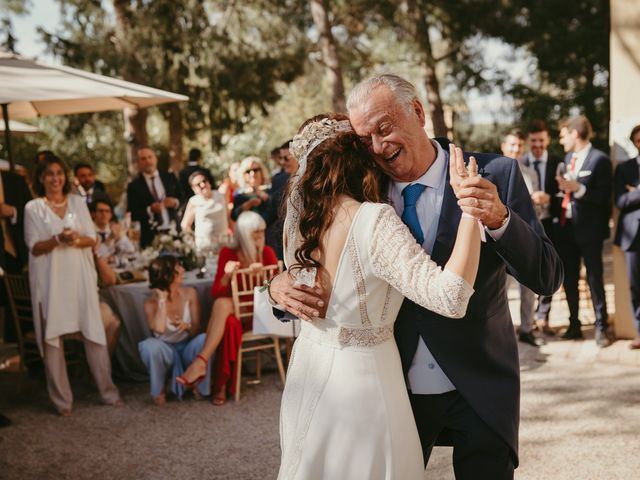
614;124;640;349
554;115;612;346
521;120;562;335
0;168;33;343
178;148;214;199
266;141;297;260
73;163;107;205
126;146;183;248
269;74;563;479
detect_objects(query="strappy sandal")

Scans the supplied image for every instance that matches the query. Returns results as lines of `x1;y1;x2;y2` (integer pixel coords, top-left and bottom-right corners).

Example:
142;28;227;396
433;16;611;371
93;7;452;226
176;354;208;388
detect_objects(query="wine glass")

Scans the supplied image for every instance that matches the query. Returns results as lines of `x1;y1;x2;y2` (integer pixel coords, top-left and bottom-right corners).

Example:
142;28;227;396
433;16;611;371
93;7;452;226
128;221;142;251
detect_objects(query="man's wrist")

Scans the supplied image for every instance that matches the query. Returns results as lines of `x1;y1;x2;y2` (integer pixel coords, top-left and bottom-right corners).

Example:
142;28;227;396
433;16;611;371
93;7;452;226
487;208;509;230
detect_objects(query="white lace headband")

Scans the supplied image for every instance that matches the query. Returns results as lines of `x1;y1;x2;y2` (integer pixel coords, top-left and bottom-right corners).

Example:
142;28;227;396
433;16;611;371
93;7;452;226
289;118;353;162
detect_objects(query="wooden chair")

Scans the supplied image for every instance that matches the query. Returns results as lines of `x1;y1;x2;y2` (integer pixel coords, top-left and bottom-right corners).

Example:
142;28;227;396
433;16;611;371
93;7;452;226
3;272;83;373
230;262;286;401
3;272;40;372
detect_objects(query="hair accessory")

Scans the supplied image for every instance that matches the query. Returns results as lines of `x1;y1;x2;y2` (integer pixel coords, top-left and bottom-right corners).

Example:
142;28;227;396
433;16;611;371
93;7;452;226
289;118;352;162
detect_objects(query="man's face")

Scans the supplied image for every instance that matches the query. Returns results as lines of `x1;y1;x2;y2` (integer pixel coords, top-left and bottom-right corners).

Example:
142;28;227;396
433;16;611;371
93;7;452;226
559;127;577;153
632;131;640;152
138;148;158;175
75;166;96;190
349;86;429;182
527;131;550;159
500;135;525;160
92;202;113;228
280;148;299;175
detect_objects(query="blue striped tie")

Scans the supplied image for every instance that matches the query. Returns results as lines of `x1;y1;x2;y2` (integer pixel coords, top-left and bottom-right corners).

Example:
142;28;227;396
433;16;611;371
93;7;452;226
401;183;427;245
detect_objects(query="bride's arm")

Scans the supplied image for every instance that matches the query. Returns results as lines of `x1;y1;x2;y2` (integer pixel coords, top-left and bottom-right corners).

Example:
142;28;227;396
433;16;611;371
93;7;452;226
369;147;481;319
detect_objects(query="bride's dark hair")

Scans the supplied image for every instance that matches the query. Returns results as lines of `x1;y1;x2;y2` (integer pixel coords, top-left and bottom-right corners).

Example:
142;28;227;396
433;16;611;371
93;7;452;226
291;113;387;271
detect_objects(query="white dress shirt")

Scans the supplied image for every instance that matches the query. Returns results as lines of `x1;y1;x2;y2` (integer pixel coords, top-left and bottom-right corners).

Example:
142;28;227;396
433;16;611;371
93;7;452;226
143;171;170;228
565;143;591;218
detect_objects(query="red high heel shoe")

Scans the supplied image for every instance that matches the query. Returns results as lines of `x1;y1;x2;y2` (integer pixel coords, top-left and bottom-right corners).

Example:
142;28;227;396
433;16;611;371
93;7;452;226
177;354;208;388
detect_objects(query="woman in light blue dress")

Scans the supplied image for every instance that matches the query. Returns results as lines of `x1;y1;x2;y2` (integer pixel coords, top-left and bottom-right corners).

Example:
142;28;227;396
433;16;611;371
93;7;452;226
138;256;211;405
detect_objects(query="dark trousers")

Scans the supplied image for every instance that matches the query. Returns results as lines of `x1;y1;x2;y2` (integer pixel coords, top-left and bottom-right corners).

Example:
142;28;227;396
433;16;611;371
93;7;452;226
554;221;608;331
536;219;556;321
1;253;25;343
624;247;640;336
410;390;515;480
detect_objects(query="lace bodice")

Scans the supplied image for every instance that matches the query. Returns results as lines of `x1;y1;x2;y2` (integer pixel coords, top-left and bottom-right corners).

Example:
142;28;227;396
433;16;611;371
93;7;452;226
288;202;474;348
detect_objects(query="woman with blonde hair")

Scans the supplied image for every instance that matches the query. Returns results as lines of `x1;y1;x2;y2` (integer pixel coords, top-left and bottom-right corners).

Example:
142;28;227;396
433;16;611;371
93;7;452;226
177;211;277;405
231;156;271;222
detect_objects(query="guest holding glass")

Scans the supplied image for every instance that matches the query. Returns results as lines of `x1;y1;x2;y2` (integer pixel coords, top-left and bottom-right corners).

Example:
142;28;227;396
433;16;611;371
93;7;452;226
180;172;229;253
138;256;211;405
24;154;122;416
231;156;271;222
177;211;277;405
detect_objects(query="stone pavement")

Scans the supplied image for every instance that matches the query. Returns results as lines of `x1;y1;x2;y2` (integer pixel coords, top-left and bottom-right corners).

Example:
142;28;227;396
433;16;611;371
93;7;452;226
1;252;639;479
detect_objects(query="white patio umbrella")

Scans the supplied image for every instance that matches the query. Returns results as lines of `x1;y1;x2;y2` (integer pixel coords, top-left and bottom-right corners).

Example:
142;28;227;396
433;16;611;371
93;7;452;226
0;120;39;134
0;51;189;169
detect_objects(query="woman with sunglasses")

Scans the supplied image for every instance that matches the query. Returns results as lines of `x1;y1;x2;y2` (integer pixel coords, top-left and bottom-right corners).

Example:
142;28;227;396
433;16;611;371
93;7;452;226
180;172;228;253
138;256;211;405
231;156;271;222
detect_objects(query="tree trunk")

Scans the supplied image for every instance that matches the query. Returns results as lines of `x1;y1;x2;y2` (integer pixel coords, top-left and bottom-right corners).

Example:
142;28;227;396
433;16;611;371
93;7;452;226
407;0;448;138
310;0;346;113
166;103;184;175
113;0;148;178
123;107;148;177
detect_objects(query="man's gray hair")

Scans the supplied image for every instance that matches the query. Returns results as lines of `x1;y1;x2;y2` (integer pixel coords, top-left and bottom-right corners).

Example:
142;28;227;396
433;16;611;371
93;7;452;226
346;74;419;113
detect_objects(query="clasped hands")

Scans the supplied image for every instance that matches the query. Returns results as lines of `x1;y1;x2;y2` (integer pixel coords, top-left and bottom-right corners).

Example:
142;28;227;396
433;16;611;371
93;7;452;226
556;175;580;194
57;228;80;247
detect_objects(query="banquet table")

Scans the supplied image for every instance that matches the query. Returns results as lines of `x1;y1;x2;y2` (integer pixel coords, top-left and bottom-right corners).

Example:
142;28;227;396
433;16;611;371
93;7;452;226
101;269;215;381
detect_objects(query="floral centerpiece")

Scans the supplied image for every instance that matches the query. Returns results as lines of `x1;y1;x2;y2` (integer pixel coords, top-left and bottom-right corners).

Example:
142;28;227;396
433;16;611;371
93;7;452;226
139;222;198;271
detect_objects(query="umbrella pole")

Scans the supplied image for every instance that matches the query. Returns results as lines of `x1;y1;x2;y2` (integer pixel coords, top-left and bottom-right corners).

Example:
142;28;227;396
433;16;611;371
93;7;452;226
1;104;13;172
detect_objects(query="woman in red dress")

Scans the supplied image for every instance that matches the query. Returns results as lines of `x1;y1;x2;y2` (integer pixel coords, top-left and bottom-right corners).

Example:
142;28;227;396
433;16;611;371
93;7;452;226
177;210;277;405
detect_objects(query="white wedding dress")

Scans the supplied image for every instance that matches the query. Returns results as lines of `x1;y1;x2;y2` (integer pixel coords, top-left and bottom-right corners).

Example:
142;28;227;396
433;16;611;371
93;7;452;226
278;202;474;480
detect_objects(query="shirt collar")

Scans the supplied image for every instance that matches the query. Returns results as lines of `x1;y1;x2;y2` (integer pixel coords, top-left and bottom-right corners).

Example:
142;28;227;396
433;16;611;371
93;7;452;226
391;140;446;195
143;170;159;181
527;150;548;163
573;142;592;163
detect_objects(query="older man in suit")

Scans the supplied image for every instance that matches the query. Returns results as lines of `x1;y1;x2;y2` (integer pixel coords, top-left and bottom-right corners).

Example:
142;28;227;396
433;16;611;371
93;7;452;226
614;124;640;349
0;168;33;342
555;115;612;346
126;146;184;248
270;74;563;479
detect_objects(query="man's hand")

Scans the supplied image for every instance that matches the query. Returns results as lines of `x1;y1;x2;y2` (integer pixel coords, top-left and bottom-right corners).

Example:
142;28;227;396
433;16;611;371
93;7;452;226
456;176;508;229
150;201;163;214
270;271;325;321
163;197;179;209
626;184;637;192
556;176;580;193
531;191;550;206
0;202;15;219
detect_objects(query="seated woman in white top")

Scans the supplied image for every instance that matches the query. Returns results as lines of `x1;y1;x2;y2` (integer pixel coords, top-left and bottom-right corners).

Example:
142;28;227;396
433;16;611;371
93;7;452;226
180;172;228;253
138;256;211;405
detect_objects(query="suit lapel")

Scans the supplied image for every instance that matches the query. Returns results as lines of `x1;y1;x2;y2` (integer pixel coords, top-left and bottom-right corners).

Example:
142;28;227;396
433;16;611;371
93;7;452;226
431;154;461;267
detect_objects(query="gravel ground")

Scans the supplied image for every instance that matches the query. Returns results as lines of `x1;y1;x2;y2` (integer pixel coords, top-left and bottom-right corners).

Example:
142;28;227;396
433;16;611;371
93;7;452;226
2;340;639;480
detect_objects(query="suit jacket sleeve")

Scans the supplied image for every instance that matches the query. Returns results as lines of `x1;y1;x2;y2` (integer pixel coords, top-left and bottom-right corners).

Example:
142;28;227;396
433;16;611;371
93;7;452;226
576;153;612;206
490;159;564;296
127;179;149;223
614;162;640;212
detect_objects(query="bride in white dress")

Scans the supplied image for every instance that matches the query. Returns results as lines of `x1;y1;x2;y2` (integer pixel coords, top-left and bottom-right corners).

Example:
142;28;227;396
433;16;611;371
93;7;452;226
278;114;481;480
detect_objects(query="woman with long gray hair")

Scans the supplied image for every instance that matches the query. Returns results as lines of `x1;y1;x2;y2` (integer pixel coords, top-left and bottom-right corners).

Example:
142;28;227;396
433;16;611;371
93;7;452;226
176;211;277;405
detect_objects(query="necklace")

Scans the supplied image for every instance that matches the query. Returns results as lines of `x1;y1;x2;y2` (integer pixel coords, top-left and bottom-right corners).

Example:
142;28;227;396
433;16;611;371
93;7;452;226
45;196;68;208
